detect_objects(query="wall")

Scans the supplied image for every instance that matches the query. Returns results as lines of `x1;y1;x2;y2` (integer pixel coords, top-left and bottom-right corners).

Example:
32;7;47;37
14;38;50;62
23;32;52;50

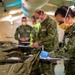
0;20;64;44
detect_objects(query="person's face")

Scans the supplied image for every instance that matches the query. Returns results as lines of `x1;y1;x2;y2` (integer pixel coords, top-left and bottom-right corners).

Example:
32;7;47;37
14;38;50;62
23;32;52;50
39;14;43;20
34;13;40;19
55;14;66;25
55;14;71;25
55;14;71;30
32;18;36;24
22;18;27;25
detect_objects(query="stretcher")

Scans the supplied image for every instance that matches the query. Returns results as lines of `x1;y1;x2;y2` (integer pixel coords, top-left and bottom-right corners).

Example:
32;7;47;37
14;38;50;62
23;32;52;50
40;57;71;60
0;55;71;64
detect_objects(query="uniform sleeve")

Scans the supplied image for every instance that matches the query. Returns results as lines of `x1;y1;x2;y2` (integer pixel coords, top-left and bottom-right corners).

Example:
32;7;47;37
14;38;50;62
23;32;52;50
14;28;20;41
44;20;59;50
31;27;39;42
51;36;75;58
62;36;75;58
30;26;33;33
27;25;33;33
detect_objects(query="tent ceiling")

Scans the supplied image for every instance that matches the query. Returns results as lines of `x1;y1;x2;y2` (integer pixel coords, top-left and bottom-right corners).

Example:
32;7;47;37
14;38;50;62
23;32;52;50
0;0;75;42
0;0;75;21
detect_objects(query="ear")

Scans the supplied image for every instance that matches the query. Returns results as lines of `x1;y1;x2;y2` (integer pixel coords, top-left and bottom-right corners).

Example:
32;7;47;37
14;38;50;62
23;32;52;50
65;14;72;24
66;14;71;20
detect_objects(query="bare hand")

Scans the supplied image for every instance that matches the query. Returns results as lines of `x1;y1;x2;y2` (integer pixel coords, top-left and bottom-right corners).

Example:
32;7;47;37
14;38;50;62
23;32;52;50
20;38;25;42
33;42;39;47
25;37;29;41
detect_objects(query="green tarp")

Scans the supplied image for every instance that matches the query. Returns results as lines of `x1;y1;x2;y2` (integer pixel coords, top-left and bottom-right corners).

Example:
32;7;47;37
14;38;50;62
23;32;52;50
0;51;40;75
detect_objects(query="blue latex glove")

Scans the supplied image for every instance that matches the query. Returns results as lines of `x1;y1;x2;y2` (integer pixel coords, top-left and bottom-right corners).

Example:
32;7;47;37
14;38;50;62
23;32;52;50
40;50;50;58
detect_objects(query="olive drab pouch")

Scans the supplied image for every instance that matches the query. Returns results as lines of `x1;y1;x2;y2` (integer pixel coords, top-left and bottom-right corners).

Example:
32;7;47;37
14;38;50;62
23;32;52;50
21;51;40;75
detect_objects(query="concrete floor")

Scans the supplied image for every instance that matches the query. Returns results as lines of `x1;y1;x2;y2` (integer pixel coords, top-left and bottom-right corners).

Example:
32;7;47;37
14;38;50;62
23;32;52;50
55;60;65;75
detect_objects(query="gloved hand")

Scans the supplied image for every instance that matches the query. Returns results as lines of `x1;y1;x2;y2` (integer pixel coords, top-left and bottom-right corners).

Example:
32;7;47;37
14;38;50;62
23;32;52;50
20;38;25;42
40;50;50;58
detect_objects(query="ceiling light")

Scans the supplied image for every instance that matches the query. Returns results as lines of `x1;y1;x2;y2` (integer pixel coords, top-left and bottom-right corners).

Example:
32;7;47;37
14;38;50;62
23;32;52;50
70;5;75;10
45;11;54;16
9;9;22;15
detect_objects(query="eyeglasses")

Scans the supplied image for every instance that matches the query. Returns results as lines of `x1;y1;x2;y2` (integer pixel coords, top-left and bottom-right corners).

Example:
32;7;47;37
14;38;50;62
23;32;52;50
59;21;64;25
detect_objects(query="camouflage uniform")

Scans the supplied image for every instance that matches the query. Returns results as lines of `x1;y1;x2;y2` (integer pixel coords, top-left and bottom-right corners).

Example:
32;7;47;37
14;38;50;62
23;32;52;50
31;23;40;42
14;25;32;53
15;25;32;42
29;23;41;75
38;16;59;75
53;23;75;75
30;23;41;55
63;23;75;75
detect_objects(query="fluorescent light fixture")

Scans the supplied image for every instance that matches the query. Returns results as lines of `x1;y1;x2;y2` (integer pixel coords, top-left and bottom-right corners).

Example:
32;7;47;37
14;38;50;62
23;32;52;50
0;14;24;22
0;15;12;21
45;11;54;16
9;9;22;15
70;5;75;10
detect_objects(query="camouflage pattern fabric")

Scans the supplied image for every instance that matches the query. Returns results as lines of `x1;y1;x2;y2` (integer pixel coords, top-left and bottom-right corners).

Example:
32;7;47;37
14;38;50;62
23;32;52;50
14;25;32;41
0;52;8;60
31;23;40;42
0;63;23;75
50;23;75;75
53;23;75;58
31;27;39;42
39;60;56;75
14;25;32;53
0;48;40;75
0;46;19;60
0;46;18;52
63;23;75;75
38;16;59;75
38;16;58;52
22;51;40;75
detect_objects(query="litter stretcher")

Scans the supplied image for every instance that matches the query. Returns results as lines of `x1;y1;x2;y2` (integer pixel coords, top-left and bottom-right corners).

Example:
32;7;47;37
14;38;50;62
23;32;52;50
0;42;72;75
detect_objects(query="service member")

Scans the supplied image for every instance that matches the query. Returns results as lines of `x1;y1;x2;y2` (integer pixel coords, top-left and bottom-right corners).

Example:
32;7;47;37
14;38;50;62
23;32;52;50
14;17;32;53
33;10;59;75
54;6;75;75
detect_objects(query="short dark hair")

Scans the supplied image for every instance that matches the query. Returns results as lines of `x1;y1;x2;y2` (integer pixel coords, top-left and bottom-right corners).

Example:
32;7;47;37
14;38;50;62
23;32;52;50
55;6;75;18
22;17;27;21
22;17;27;19
31;15;36;20
35;10;44;15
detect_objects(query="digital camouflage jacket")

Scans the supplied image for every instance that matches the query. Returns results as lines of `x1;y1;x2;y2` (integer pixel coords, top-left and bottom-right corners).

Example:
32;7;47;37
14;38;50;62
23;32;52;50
38;16;59;52
14;25;32;41
53;23;75;58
